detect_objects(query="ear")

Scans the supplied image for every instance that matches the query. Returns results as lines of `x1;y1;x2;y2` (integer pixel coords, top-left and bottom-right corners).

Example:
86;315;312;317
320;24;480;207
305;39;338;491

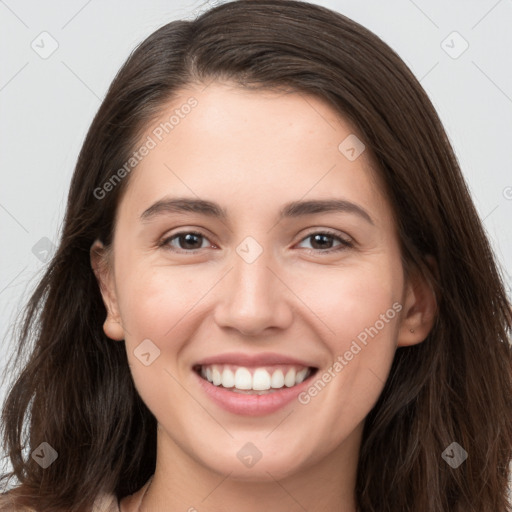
90;239;125;341
397;256;438;347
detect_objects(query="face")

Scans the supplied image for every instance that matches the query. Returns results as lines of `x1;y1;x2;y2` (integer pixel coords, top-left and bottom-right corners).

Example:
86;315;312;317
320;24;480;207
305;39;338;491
91;81;433;482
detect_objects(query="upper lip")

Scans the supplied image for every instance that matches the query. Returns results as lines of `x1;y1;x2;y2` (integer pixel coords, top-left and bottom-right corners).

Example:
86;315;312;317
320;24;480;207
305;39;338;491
194;352;317;368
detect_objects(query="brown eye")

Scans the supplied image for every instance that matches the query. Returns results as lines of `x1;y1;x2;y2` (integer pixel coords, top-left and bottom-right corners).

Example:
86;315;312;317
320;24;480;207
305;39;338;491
161;231;211;252
297;231;353;253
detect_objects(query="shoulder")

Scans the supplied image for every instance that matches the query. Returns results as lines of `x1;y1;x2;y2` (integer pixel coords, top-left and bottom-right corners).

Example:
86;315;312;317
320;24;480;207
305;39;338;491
0;490;120;512
0;491;35;511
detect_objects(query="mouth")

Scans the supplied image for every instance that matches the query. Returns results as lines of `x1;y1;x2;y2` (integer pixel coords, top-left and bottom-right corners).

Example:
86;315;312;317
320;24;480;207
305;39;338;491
193;363;319;395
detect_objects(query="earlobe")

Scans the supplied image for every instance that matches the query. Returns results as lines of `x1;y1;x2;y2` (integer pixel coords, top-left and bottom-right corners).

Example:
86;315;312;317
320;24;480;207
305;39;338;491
397;257;438;347
90;239;125;341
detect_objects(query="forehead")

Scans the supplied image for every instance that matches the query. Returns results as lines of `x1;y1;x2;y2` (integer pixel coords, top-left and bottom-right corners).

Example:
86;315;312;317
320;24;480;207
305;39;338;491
118;81;391;226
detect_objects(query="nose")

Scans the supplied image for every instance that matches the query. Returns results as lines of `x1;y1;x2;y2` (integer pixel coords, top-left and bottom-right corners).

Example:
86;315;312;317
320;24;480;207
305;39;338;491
213;247;294;337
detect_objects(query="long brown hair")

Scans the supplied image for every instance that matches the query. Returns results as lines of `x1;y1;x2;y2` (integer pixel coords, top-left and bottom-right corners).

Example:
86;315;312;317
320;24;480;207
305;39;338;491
1;1;511;510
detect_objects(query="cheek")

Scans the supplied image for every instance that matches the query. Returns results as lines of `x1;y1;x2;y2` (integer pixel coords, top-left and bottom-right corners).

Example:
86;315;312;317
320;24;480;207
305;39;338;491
293;258;402;425
116;247;403;359
115;266;202;415
115;261;200;340
291;256;402;345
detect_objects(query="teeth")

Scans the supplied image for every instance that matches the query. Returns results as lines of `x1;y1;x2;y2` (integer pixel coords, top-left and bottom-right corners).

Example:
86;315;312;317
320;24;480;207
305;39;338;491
221;368;234;388
199;364;312;392
271;370;285;388
234;367;252;389
212;367;222;386
296;367;308;383
284;368;296;387
253;368;271;390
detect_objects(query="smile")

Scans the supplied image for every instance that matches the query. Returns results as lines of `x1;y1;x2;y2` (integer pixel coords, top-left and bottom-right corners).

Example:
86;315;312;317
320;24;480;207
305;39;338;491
193;361;319;416
194;363;315;393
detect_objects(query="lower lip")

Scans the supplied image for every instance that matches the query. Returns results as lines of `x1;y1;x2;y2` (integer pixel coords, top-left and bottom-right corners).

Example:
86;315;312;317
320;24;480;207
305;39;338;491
193;369;316;416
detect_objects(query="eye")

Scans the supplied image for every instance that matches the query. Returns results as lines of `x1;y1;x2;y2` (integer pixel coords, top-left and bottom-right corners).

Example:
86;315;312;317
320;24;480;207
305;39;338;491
159;231;214;253
158;229;353;255
296;230;353;254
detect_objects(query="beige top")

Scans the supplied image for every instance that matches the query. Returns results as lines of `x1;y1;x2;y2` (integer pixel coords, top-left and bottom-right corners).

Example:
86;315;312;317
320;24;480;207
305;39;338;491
0;477;152;512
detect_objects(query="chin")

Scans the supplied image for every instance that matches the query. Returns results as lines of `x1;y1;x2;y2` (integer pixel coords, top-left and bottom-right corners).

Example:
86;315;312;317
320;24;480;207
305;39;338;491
196;441;314;481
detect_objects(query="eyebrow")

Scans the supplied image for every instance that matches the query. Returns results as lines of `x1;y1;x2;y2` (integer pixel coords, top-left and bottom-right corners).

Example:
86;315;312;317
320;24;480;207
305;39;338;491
140;197;375;226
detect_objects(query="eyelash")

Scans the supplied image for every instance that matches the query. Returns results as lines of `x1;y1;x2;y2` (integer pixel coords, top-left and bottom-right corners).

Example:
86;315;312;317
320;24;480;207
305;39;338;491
158;229;354;255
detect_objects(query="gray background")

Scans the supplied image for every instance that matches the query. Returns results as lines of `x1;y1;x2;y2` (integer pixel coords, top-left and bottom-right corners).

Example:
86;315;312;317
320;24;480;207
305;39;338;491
1;0;511;476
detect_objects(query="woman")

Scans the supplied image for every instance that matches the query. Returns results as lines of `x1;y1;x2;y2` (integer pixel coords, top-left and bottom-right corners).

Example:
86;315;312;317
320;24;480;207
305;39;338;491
1;1;511;510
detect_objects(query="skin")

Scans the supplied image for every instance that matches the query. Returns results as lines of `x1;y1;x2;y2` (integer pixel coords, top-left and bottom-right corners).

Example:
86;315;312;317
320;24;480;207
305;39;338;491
91;81;436;512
